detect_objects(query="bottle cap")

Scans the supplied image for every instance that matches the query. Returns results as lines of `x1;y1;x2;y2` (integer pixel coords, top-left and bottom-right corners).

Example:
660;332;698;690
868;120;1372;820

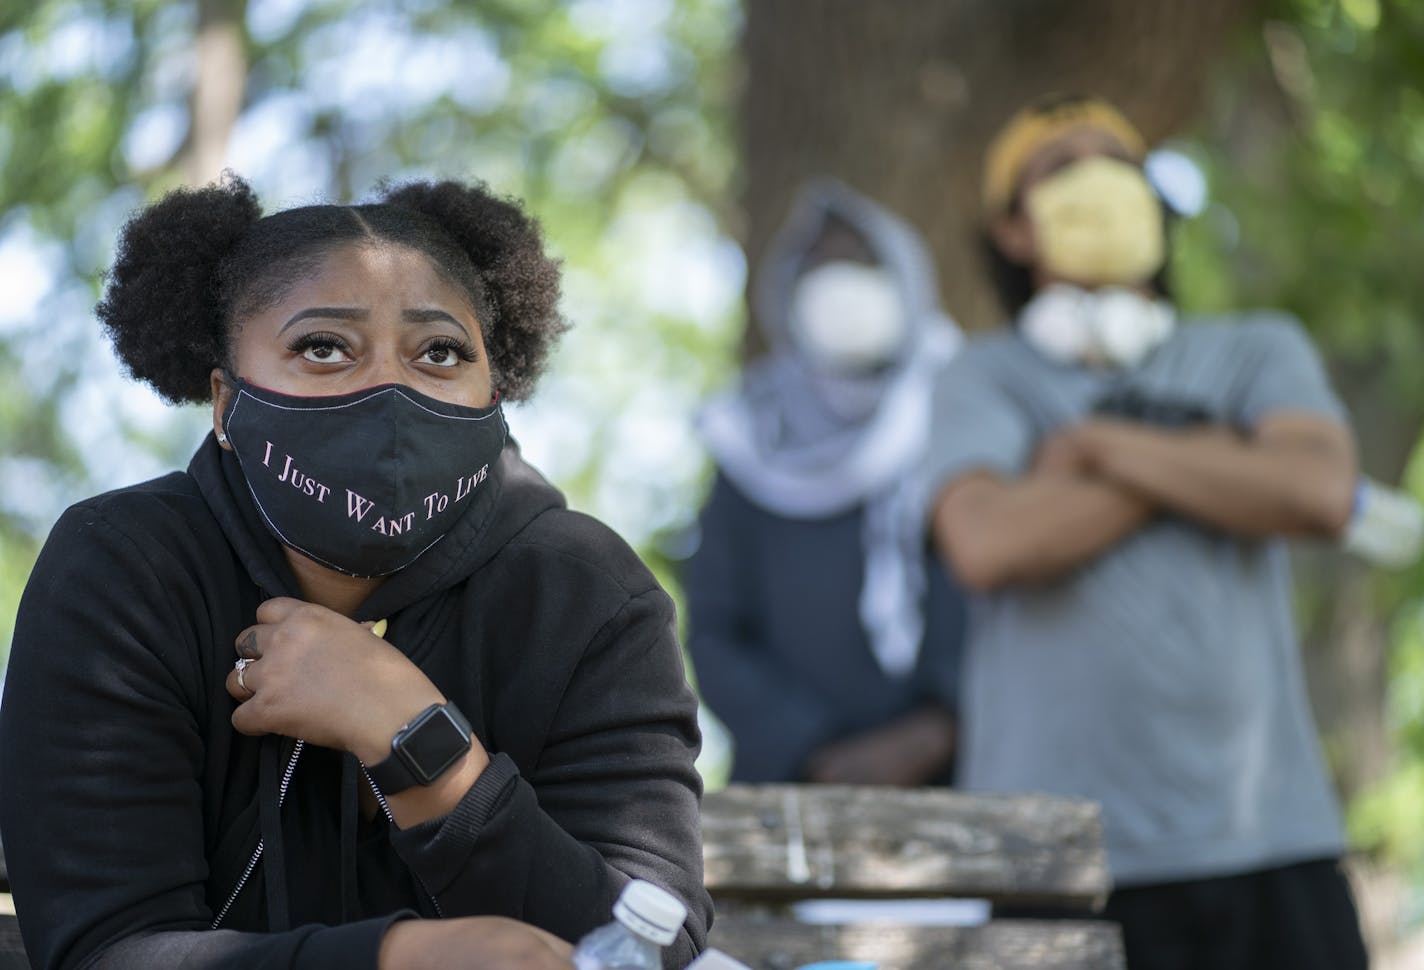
613;879;687;947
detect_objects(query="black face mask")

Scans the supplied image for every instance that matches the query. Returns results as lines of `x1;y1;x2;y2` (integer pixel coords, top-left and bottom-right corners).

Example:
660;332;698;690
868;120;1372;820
220;377;507;578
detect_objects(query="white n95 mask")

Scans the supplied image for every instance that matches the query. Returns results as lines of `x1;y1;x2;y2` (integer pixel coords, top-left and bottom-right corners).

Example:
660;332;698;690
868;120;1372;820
789;262;907;372
1019;284;1174;369
1026;155;1166;287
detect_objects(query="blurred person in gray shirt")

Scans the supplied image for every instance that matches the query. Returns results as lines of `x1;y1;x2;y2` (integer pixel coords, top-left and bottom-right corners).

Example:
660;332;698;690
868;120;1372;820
923;94;1368;970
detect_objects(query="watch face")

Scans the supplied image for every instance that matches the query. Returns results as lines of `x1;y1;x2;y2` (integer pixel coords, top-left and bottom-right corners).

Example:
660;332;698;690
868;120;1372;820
400;706;472;784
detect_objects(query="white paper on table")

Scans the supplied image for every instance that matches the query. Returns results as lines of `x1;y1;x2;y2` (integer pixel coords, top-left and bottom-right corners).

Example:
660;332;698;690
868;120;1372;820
790;898;992;926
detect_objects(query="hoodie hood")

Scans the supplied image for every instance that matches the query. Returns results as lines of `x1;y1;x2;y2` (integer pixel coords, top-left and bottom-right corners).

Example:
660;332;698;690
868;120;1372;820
700;178;960;518
189;430;565;931
698;178;960;680
189;433;565;621
754;176;956;366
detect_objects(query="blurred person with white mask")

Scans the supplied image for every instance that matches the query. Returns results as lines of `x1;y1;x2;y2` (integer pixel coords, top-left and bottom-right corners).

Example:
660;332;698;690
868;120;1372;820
686;178;968;788
922;94;1369;969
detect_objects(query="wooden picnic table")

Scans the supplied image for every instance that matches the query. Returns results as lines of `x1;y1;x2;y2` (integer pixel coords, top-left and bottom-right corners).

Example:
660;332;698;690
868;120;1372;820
702;784;1125;970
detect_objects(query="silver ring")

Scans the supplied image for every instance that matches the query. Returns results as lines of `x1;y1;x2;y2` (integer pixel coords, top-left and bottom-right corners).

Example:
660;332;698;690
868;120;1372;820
234;658;253;695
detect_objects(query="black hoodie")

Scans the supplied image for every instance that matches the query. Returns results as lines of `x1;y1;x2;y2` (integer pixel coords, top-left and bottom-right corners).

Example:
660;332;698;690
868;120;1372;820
0;436;711;970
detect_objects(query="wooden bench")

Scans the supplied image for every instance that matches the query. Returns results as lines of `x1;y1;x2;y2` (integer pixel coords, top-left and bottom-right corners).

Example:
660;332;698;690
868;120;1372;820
701;784;1125;970
0;786;1125;970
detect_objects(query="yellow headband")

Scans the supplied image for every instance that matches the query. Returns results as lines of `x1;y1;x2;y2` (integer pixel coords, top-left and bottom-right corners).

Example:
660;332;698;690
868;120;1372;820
981;96;1147;216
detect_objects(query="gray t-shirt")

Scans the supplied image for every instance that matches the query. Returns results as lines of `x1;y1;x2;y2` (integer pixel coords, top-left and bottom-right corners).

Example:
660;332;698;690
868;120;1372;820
924;313;1348;886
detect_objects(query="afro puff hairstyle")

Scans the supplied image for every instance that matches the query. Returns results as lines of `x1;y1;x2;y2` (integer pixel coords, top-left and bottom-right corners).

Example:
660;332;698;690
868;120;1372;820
96;173;567;404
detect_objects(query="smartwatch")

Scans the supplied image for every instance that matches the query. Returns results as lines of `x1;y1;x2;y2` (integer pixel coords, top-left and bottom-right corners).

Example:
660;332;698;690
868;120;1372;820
367;702;473;795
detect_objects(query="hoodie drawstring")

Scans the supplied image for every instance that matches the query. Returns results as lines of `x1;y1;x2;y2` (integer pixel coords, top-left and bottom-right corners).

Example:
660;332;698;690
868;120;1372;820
248;618;390;929
259;737;291;931
340;752;360;923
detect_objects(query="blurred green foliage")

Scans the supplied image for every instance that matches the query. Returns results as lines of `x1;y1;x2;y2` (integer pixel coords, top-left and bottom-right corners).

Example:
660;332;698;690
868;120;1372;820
1353;430;1424;909
5;0;1424;881
0;0;745;683
1174;0;1424;416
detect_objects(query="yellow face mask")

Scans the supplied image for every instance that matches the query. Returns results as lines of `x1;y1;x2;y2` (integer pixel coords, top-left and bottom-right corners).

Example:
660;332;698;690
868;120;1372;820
1024;155;1165;287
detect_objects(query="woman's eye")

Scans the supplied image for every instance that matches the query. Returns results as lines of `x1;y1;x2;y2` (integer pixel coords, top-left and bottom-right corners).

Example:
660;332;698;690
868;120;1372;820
418;339;476;369
287;332;354;364
301;341;353;363
421;345;457;367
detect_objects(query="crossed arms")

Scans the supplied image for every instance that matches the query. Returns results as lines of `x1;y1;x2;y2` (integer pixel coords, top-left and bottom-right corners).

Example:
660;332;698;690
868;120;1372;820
930;412;1358;592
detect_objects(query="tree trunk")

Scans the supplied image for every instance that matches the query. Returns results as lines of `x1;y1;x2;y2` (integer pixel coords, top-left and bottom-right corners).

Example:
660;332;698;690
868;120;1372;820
735;0;1392;831
183;0;249;187
738;0;1257;346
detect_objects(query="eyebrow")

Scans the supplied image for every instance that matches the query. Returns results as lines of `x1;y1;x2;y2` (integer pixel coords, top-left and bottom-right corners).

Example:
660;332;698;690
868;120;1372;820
402;308;471;337
279;306;470;338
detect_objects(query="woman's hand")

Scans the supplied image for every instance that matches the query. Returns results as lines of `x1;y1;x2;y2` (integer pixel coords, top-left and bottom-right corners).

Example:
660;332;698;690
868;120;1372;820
223;597;443;764
224;597;491;826
379;917;574;970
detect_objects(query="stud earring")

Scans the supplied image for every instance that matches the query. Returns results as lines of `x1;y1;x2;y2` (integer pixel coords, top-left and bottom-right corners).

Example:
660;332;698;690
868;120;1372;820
217;432;228;444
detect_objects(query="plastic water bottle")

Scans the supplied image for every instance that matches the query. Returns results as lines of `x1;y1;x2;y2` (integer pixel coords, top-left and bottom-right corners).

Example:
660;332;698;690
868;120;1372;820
572;880;688;970
1342;477;1424;569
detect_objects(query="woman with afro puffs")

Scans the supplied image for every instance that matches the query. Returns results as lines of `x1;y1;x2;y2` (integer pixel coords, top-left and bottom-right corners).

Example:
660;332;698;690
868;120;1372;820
0;174;711;970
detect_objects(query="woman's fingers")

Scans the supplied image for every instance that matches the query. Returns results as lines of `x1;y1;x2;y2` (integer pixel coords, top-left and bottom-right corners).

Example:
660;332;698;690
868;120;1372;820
230;689;272;737
227;659;277;737
226;621;262;709
224;658;258;702
254;595;305;625
234;626;262;660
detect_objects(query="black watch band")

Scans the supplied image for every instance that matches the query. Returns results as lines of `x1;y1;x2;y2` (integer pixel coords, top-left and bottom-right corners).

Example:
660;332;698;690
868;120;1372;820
367;702;473;795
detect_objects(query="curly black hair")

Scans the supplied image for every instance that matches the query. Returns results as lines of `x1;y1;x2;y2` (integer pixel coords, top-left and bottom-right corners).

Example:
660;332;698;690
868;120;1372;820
96;172;567;404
